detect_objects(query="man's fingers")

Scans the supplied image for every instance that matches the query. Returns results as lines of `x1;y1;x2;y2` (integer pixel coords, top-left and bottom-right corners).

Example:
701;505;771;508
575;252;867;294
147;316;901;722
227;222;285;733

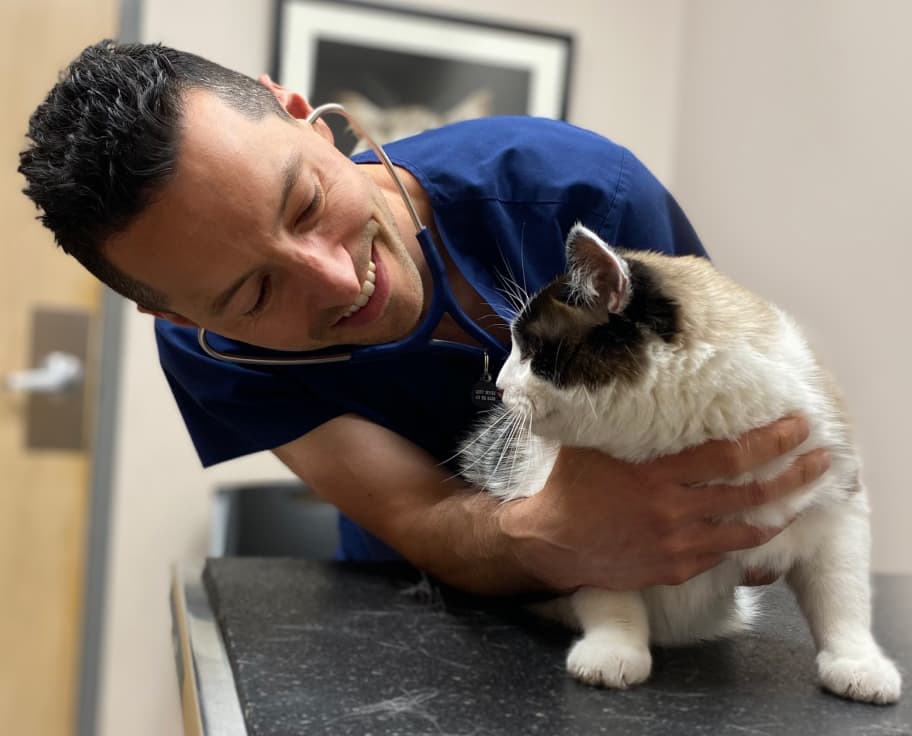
687;448;830;519
652;553;724;587
651;548;782;588
654;416;810;485
690;519;786;557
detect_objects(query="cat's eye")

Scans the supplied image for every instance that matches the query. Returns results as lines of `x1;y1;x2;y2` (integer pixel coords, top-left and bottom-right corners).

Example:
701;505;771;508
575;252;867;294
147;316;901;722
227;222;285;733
521;334;542;357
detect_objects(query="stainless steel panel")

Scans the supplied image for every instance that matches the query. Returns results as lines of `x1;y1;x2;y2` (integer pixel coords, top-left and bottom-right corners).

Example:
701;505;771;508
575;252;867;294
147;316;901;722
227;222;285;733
171;562;248;736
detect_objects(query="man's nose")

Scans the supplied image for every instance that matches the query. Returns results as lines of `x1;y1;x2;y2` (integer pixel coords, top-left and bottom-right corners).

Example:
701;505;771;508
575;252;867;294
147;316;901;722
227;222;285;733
284;237;362;310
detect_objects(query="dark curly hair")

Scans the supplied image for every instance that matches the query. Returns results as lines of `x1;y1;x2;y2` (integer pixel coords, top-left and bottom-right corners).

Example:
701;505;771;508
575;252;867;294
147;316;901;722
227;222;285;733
18;40;288;310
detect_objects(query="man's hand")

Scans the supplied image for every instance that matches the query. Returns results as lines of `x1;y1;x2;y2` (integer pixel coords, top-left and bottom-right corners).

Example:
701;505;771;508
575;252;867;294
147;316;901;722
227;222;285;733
498;416;828;592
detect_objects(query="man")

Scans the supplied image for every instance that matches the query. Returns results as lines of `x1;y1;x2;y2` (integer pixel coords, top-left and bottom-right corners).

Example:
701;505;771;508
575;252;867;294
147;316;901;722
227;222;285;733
19;41;828;594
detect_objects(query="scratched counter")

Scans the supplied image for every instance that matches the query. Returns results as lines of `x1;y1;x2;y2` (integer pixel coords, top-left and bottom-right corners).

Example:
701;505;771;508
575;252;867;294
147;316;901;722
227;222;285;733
201;558;911;736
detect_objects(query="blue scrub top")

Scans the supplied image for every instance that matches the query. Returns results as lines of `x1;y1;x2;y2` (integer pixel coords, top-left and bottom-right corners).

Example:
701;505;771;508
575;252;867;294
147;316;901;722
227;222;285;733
155;116;707;561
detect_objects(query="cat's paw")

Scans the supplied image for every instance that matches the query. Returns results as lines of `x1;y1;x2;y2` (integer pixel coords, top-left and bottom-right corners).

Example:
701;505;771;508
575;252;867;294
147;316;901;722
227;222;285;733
817;648;902;704
566;635;652;689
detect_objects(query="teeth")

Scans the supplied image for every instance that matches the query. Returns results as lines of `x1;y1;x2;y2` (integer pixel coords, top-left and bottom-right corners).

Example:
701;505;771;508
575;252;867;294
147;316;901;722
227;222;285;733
344;260;376;317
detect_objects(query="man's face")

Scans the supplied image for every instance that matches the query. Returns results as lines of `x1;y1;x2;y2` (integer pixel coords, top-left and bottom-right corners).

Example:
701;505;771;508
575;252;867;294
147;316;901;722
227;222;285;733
105;88;425;351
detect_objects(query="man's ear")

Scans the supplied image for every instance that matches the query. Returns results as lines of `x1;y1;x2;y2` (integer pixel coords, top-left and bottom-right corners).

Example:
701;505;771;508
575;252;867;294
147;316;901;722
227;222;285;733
137;305;199;328
257;73;334;145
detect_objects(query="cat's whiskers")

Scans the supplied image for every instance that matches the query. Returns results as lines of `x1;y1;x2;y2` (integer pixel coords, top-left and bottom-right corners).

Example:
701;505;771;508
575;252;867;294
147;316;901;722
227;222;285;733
521;409;536;496
478;405;526;492
437;407;515;472
507;417;521;493
494;273;527;316
487;409;526;492
506;406;535;495
494;237;531;317
441;408;529;489
475;314;511;332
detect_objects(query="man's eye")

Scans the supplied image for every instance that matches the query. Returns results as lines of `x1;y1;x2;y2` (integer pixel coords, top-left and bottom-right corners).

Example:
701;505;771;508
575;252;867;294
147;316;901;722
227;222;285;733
296;186;322;227
243;276;271;318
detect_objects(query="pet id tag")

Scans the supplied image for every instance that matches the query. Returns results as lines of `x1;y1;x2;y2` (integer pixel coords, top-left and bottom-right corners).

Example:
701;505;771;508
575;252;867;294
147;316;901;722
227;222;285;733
471;351;499;408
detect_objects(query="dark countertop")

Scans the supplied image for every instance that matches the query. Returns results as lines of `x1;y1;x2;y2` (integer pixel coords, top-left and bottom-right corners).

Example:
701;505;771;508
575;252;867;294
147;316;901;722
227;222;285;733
200;558;911;736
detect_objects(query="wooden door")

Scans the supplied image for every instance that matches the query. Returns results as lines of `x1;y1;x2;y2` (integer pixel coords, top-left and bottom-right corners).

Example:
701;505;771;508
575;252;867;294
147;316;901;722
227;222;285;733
0;1;119;734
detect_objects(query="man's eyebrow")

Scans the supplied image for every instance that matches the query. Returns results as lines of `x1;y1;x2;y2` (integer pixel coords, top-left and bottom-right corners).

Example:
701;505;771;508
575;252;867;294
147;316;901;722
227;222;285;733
277;150;305;226
210;266;260;318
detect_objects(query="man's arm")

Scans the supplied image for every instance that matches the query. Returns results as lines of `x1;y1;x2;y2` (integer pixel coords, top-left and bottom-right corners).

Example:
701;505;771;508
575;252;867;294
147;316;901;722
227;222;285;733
274;413;538;593
274;414;828;596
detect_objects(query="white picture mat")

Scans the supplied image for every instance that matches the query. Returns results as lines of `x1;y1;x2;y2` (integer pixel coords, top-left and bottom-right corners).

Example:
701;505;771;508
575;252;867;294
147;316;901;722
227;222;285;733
279;1;569;117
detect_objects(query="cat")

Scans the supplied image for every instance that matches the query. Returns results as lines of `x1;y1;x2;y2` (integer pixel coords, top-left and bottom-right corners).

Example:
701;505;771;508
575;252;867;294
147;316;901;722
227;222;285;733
336;89;493;154
458;223;902;704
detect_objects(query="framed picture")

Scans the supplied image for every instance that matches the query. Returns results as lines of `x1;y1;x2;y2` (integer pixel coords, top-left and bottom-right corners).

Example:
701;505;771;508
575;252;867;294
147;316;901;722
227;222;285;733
273;0;573;155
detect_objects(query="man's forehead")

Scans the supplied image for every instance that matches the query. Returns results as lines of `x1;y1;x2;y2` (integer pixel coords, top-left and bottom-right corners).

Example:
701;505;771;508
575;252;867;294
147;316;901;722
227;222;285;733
179;89;276;161
168;94;305;207
104;93;286;282
104;88;325;306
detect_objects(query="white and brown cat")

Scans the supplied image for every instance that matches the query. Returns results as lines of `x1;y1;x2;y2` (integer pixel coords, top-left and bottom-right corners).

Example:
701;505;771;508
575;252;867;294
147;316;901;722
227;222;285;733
459;224;902;704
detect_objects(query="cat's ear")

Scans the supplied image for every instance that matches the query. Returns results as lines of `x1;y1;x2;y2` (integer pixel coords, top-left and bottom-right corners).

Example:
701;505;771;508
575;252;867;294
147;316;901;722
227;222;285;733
565;224;631;314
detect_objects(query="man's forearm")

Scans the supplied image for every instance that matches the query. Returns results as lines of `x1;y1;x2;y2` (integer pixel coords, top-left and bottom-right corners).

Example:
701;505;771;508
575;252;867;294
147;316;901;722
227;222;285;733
396;487;552;596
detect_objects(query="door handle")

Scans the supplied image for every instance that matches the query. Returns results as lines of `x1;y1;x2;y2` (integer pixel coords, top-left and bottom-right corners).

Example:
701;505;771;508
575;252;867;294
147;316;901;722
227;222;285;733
10;308;91;450
6;351;84;394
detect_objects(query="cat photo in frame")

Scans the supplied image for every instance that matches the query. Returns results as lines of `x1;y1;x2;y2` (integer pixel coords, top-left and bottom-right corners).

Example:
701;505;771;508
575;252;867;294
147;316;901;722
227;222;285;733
274;0;573;154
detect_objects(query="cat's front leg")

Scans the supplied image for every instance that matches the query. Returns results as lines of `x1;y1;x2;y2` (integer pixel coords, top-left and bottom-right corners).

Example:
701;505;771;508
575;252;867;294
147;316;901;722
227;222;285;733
566;587;652;689
786;497;902;704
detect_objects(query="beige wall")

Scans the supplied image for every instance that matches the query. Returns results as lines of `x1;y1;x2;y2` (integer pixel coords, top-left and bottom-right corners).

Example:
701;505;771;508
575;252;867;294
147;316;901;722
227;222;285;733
98;1;911;734
672;0;912;574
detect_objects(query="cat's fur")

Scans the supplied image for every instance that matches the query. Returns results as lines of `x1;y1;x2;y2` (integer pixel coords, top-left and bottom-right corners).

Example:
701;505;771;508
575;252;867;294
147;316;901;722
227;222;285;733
459;224;902;703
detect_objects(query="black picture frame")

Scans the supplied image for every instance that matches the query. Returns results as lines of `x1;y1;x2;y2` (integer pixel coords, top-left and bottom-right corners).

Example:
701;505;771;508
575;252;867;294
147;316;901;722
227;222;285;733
273;0;573;154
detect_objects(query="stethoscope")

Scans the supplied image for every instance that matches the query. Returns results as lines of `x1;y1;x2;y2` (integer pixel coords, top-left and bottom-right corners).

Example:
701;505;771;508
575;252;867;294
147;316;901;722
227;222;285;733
197;103;508;371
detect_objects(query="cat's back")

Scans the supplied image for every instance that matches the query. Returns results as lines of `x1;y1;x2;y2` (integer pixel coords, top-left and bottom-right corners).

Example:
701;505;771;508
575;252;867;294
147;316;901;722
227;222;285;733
597;251;849;462
625;250;782;353
593;250;860;529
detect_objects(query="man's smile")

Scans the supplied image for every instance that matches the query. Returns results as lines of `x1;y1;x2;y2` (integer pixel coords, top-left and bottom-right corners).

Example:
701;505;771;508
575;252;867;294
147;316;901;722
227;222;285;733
342;258;376;318
332;244;390;331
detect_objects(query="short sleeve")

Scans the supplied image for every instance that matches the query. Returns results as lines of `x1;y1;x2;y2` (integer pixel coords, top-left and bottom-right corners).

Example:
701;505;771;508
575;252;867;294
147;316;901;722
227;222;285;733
155;322;343;466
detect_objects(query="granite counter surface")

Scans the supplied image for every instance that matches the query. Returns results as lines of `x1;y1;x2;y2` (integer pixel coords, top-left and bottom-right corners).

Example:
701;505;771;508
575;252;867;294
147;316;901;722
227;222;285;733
203;558;911;736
